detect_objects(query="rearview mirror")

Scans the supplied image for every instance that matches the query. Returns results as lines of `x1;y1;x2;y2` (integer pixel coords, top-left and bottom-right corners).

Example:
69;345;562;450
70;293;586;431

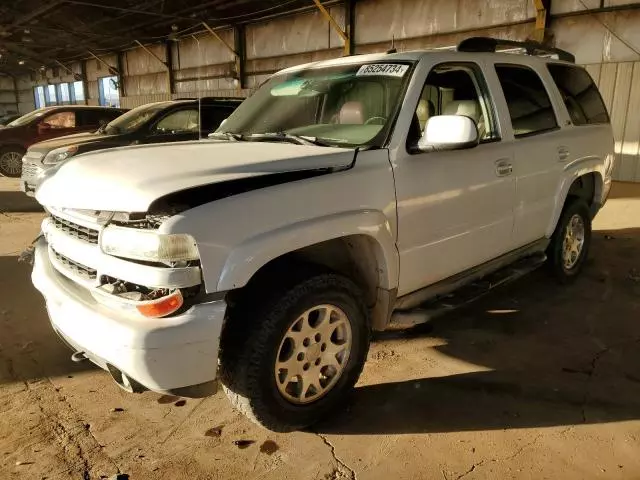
418;115;479;152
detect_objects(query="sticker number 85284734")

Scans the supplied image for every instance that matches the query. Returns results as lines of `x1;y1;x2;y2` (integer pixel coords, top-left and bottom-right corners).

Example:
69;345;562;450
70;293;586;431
356;64;409;77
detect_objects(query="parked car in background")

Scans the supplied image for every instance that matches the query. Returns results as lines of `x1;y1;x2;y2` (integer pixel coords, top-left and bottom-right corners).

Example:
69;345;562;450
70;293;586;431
21;97;242;194
0;113;21;128
0;105;126;177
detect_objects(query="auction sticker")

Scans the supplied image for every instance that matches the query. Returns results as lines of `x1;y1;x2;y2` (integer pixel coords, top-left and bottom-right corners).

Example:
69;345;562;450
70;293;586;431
356;64;409;77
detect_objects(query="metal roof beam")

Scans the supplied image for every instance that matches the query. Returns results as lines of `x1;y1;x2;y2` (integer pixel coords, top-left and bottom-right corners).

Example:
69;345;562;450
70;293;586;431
64;0;198;21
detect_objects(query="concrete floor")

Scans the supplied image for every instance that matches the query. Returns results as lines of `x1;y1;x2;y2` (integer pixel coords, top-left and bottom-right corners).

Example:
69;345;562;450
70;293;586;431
1;177;639;480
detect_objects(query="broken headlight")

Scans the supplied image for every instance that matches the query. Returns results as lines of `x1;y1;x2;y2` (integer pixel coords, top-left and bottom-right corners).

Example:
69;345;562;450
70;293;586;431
100;226;199;263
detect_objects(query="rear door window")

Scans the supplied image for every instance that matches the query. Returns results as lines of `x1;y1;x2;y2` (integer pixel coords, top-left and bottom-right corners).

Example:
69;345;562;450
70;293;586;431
201;105;236;133
494;65;558;138
44;111;76;129
78;109;120;128
547;64;610;125
153;108;199;133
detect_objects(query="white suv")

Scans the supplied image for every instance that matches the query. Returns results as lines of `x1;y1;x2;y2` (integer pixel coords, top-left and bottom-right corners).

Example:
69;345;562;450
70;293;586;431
30;38;614;431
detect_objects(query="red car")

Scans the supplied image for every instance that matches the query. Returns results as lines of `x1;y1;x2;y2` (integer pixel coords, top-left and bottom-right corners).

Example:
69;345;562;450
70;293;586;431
0;105;127;177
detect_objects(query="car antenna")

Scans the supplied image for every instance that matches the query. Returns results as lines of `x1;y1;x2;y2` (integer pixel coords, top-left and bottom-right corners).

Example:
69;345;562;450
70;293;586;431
386;35;397;54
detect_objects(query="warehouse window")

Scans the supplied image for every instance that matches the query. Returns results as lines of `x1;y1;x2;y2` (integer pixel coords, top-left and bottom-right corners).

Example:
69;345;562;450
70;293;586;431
59;83;71;104
46;85;57;105
495;65;558;138
98;76;120;107
72;81;85;103
34;86;45;109
547;64;610;125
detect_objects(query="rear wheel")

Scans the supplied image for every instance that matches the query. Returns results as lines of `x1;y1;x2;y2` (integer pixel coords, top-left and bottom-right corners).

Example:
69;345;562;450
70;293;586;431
547;199;591;283
0;147;25;177
220;273;369;432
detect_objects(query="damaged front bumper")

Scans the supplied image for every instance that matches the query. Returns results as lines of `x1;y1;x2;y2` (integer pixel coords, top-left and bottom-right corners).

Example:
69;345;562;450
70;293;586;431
31;237;226;397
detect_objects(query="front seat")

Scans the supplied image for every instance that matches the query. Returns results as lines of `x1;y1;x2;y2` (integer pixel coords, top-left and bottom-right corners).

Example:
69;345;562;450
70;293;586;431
443;100;485;138
338;101;365;124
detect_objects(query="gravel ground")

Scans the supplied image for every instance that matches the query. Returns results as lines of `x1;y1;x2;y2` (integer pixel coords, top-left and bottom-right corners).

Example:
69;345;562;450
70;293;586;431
1;177;639;480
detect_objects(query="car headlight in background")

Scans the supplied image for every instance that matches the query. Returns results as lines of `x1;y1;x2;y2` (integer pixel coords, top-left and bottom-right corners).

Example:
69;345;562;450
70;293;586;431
100;227;199;263
42;145;79;165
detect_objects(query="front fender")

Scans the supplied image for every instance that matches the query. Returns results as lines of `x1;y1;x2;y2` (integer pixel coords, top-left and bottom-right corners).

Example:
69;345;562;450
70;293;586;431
216;210;399;292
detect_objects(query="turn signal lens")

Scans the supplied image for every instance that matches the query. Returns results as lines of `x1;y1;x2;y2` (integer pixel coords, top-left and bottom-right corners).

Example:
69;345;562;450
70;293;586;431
136;290;183;318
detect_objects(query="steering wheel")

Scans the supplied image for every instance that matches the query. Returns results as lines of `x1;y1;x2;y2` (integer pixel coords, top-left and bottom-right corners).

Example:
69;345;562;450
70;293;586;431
364;116;387;125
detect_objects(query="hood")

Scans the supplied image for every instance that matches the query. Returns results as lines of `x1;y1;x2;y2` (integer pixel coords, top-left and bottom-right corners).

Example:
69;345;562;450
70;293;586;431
0;124;25;136
28;131;115;152
36;140;355;212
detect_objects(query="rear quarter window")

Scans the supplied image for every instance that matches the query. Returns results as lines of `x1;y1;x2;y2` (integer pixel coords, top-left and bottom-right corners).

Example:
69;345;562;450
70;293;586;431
78;109;123;127
547;64;610;125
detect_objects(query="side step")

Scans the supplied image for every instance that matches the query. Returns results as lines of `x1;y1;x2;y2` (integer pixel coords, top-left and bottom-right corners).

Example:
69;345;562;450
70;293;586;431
391;253;547;327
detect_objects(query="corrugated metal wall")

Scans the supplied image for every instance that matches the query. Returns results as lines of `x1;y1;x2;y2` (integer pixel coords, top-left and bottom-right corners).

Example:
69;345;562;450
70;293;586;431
584;61;640;182
7;0;640;180
0;76;17;115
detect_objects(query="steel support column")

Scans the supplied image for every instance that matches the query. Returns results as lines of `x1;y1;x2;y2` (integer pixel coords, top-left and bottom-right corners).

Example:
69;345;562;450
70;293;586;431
234;25;246;89
80;60;89;105
116;51;126;98
312;0;351;55
165;41;175;95
344;0;355;55
533;0;551;43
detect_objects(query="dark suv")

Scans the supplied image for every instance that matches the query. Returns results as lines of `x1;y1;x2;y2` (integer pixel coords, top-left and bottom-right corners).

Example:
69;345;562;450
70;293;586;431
0;106;126;177
21;97;242;195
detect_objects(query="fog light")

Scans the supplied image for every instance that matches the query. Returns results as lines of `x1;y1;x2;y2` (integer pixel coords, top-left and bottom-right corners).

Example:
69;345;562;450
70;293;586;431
136;290;183;318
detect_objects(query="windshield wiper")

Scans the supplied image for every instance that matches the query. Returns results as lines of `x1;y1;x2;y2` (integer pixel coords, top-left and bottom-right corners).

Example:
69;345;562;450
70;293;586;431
249;132;335;147
209;131;246;141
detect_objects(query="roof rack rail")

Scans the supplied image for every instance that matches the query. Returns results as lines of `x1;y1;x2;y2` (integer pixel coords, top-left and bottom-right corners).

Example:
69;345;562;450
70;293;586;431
457;37;575;63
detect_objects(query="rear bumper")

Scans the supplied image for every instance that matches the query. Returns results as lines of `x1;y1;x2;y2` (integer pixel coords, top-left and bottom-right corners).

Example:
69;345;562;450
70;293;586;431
31;237;226;396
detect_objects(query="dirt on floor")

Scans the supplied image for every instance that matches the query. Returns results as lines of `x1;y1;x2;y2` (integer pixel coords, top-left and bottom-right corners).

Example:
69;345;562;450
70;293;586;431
1;177;639;480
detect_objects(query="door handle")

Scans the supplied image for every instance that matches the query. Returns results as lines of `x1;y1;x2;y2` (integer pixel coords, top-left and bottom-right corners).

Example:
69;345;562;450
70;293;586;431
558;146;570;161
495;159;513;177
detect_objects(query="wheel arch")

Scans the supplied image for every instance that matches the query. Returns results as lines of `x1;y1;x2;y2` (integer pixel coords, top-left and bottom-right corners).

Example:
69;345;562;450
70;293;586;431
217;211;399;330
547;169;604;238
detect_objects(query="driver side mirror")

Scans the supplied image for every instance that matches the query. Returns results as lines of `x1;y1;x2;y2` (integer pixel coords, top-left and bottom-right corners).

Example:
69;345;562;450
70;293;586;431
417;115;479;152
38;122;52;134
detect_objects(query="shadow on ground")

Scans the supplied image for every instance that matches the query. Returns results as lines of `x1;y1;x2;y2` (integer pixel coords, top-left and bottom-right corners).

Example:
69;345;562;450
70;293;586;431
0;255;95;386
2;225;640;435
317;228;640;434
0;190;43;213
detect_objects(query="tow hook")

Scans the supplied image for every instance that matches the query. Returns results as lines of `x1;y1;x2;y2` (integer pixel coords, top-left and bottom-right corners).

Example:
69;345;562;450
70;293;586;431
71;351;88;362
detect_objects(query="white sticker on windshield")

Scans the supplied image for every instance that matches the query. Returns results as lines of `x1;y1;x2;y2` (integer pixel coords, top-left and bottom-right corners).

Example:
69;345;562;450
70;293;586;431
356;64;409;77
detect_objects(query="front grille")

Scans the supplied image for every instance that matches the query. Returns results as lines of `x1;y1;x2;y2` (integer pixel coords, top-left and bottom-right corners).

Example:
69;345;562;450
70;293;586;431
51;215;99;245
52;248;97;280
21;161;41;180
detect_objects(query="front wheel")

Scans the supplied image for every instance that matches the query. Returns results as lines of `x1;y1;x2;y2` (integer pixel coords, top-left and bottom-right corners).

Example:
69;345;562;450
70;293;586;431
546;199;592;283
0;147;25;177
220;273;369;432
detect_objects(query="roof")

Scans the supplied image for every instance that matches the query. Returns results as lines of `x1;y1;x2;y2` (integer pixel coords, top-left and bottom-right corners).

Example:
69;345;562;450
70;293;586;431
0;0;324;77
36;105;127;111
278;49;575;76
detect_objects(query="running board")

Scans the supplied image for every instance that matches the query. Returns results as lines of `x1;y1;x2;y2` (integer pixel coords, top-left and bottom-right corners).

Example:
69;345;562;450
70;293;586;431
390;253;547;327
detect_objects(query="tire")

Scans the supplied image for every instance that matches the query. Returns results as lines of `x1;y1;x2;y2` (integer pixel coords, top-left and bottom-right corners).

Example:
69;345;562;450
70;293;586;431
546;198;592;283
219;273;370;432
0;147;25;177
